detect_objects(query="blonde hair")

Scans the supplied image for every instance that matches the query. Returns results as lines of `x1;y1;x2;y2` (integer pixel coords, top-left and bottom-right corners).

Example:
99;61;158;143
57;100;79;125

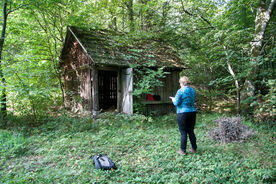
179;76;191;86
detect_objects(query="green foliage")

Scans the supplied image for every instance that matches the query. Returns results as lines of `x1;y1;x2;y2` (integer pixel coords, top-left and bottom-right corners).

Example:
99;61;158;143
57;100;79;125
0;113;275;183
251;80;276;124
132;64;168;96
4;55;61;122
0;0;275;120
2;0;98;118
130;57;169;113
0;130;29;159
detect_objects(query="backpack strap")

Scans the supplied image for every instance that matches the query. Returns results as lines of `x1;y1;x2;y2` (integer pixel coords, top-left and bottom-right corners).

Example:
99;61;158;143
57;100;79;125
92;155;102;170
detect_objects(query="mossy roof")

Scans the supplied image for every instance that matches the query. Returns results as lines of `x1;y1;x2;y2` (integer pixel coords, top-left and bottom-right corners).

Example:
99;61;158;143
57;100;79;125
62;26;185;69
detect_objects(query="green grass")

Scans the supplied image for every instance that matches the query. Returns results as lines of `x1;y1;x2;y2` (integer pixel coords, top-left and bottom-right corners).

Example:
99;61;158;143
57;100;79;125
0;113;275;183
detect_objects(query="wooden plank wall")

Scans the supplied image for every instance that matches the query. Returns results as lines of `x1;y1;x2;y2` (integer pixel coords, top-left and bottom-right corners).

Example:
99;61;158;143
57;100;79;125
79;67;91;112
145;70;180;114
63;37;182;115
145;103;175;114
63;38;92;113
91;66;99;116
152;70;180;101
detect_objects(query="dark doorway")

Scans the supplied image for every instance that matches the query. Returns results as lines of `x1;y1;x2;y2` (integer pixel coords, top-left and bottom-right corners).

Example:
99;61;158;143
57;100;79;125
98;70;118;111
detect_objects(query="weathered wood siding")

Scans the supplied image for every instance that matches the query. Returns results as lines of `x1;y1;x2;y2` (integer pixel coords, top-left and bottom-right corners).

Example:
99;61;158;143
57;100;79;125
121;68;133;114
62;36;181;115
63;38;92;112
61;27;185;116
91;66;99;115
141;70;180;114
153;70;180;101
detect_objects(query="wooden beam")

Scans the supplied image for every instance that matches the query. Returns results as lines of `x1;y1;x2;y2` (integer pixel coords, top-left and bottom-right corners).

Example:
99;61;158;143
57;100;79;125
117;69;121;112
91;66;99;117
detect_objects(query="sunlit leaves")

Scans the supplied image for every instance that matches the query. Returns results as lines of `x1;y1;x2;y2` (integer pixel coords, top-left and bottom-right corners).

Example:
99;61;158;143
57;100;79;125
1;0;274;118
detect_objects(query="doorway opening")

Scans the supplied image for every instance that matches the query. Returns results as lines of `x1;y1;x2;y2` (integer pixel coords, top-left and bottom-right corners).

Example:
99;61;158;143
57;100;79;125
98;70;118;111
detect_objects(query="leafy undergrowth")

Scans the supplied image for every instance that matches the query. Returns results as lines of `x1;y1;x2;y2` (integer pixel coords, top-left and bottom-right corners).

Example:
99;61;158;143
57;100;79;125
0;113;275;183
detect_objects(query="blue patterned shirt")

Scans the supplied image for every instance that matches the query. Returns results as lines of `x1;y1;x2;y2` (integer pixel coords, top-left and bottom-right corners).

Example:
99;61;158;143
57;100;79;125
173;86;196;113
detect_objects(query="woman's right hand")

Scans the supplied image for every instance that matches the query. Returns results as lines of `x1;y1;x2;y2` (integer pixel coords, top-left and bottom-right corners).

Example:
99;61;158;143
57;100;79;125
169;97;175;102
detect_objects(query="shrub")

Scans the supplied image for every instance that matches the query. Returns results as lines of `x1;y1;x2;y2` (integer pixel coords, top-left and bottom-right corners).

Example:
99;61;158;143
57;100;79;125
252;80;276;124
209;117;254;143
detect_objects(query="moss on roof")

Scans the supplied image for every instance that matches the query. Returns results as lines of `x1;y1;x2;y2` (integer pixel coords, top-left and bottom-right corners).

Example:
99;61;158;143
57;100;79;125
66;26;184;68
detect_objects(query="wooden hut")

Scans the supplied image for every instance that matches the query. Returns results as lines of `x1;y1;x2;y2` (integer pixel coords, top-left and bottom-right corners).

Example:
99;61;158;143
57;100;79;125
60;26;184;116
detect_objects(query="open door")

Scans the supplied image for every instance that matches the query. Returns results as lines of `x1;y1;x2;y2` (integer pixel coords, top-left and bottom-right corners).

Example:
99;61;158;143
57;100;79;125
121;68;133;114
98;70;118;111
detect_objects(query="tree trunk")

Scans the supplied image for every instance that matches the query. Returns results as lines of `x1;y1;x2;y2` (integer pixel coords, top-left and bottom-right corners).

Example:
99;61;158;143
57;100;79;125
127;0;134;32
112;16;118;31
34;7;66;108
246;0;276;96
161;1;170;30
139;0;144;30
223;46;241;114
108;1;118;31
122;8;125;31
227;61;241;114
0;0;8;120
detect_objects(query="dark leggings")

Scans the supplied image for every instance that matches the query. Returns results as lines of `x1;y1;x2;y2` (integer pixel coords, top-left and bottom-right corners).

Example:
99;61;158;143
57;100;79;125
177;112;197;152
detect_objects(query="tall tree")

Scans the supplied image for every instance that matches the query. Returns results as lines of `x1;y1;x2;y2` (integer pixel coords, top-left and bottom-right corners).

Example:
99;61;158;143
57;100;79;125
31;2;67;105
127;0;134;32
0;0;8;119
0;0;26;120
245;0;276;96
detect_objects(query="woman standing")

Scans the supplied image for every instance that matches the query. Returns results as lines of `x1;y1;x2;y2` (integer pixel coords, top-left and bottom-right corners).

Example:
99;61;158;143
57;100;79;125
170;76;197;155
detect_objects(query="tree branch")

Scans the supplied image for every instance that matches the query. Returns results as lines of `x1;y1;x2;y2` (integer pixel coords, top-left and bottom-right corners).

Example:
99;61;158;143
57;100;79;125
7;3;30;15
260;35;273;55
180;0;215;29
185;26;214;34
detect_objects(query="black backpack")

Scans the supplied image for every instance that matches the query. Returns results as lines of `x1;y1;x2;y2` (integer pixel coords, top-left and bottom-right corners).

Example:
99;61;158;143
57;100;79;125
92;154;117;170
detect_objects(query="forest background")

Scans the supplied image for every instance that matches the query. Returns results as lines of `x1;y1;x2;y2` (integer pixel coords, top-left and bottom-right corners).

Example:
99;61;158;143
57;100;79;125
0;0;275;124
0;0;275;123
0;0;275;183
